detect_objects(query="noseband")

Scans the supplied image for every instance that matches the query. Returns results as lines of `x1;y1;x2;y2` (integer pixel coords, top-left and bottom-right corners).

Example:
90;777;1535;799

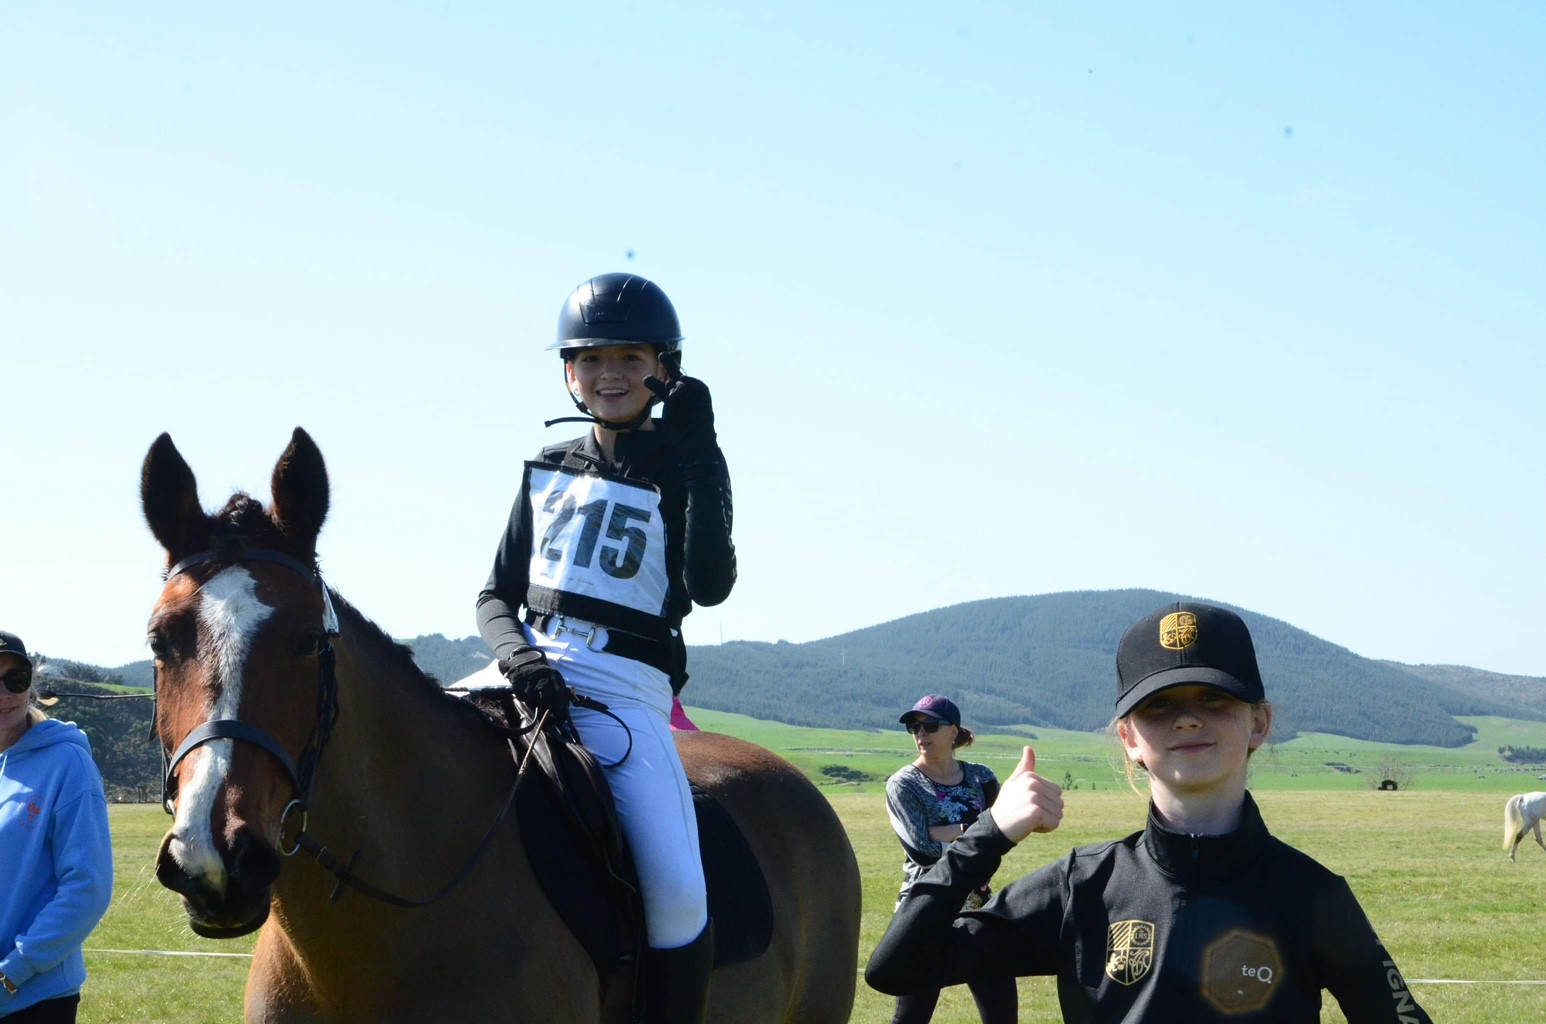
156;547;340;822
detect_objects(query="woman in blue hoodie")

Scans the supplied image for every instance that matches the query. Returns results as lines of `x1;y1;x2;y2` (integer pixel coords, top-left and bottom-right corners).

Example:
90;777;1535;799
0;631;113;1023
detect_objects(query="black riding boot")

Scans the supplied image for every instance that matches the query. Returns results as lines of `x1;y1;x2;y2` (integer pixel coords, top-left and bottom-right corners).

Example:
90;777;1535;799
645;920;713;1024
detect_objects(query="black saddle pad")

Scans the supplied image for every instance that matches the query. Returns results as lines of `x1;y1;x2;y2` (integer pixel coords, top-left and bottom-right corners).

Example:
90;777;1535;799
693;782;774;967
517;733;774;972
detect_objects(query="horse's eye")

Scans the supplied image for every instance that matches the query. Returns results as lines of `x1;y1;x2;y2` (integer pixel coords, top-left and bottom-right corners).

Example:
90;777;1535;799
148;633;171;660
295;634;327;657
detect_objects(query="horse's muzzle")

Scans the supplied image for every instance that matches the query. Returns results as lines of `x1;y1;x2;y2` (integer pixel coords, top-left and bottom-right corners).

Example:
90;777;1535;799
156;828;280;939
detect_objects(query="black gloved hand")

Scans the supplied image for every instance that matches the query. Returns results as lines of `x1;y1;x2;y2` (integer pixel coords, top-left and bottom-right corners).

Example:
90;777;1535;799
497;651;571;720
644;374;718;464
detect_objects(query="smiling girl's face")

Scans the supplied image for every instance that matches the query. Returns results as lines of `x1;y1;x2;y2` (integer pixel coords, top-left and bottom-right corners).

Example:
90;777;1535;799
565;344;667;424
1116;684;1271;798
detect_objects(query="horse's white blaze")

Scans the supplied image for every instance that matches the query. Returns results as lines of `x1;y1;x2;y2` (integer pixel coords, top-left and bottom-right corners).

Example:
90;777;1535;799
170;567;273;887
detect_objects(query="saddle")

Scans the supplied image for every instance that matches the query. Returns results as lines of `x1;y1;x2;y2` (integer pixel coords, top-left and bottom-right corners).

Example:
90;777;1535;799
467;691;774;976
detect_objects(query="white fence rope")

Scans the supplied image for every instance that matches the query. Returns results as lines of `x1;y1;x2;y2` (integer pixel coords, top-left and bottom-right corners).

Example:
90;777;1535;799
84;950;1546;984
85;947;253;959
1407;979;1546;985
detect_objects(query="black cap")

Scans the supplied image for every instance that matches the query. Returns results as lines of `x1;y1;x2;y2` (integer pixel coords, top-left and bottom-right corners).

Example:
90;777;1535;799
1115;602;1264;717
0;630;31;666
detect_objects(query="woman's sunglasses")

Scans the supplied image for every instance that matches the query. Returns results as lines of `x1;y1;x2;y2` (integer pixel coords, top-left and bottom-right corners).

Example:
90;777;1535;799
1;669;32;694
905;719;945;735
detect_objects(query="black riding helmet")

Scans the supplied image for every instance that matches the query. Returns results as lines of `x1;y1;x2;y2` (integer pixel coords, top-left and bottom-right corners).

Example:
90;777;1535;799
551;272;683;355
547;273;684;430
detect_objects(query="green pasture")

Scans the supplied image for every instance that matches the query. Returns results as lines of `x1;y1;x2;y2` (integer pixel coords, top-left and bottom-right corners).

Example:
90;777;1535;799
79;714;1546;1022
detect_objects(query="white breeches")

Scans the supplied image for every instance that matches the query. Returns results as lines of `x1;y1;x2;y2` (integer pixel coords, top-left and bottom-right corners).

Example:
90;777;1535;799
526;622;708;949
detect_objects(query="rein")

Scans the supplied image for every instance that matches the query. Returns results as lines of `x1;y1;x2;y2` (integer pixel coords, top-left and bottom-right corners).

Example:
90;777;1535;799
156;546;527;909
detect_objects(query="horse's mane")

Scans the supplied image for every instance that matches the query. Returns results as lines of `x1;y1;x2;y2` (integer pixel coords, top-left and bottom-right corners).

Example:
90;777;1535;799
329;594;505;734
206;493;498;733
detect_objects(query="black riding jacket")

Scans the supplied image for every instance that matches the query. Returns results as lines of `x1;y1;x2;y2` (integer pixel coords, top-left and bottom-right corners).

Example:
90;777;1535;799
866;793;1431;1024
476;427;735;689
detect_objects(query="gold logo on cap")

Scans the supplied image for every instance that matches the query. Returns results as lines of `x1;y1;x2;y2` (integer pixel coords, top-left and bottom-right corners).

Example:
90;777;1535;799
1159;612;1198;650
1105;919;1155;985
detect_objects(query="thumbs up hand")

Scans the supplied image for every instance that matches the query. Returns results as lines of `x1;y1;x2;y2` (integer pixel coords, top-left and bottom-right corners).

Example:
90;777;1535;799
991;746;1064;843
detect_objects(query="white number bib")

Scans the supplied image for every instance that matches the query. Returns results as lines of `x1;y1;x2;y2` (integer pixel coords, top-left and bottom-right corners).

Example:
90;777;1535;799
526;463;669;617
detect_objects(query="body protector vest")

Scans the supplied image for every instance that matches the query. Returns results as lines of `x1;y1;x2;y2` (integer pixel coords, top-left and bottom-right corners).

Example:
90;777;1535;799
524;461;673;641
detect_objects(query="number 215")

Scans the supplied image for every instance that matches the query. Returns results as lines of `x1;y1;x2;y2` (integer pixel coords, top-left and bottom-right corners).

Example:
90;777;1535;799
540;494;651;579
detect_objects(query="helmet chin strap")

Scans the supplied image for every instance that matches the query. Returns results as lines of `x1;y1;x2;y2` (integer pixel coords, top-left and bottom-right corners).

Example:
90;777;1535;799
543;410;654;431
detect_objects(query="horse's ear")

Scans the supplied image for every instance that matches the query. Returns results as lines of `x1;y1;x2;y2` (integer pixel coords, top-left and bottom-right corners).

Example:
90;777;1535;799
270;427;329;550
141;432;209;559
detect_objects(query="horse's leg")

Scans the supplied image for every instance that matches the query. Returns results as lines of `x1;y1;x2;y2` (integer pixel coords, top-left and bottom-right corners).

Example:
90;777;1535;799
1532;817;1546;854
245;927;327;1024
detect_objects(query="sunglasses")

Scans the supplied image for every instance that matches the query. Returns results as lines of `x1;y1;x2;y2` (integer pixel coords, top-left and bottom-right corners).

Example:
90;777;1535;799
1;669;32;694
905;719;947;735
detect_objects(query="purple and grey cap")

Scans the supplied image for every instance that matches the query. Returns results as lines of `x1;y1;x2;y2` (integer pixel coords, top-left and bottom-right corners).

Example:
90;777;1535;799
899;694;961;727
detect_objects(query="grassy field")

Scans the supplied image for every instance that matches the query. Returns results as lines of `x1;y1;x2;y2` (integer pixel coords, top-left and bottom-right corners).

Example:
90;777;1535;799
77;712;1546;1022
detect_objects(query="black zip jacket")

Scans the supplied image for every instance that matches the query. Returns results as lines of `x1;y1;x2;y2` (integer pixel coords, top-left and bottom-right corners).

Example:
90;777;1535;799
475;428;735;687
866;793;1431;1023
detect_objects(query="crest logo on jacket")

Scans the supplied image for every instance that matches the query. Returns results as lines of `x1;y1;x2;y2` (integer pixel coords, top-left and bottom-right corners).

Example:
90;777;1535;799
1106;919;1155;985
1159;611;1198;650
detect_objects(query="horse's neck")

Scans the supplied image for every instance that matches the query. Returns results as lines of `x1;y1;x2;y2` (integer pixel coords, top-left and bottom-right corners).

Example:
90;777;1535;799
264;631;540;1003
312;633;516;847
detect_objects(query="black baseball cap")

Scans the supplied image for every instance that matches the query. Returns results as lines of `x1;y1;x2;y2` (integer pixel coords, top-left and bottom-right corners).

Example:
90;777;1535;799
1115;602;1264;717
0;631;30;667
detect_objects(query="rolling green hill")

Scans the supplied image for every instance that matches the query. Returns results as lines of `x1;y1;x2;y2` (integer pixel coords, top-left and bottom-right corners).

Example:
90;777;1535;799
1378;660;1546;720
678;590;1531;746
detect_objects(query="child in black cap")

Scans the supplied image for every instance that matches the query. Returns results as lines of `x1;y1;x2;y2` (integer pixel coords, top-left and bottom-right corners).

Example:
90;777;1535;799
867;601;1432;1023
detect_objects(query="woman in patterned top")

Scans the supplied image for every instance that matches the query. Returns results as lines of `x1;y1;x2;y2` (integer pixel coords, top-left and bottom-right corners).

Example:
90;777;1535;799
883;694;1017;1024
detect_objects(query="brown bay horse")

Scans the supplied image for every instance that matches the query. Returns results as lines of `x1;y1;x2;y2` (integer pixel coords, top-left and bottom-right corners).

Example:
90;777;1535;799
141;427;861;1023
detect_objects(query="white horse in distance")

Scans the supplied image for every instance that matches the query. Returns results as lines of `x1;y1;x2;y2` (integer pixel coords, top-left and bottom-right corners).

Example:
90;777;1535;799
1502;792;1546;861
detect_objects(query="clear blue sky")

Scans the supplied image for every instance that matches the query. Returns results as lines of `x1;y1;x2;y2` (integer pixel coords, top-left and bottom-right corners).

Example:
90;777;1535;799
4;3;1542;677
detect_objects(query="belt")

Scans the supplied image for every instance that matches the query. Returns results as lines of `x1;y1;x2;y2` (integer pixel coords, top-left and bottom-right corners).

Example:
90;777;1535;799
523;610;674;674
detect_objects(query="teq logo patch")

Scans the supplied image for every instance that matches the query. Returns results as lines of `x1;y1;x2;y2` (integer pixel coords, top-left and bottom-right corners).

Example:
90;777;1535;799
1105;919;1155;985
1201;929;1283;1014
1159;612;1198;651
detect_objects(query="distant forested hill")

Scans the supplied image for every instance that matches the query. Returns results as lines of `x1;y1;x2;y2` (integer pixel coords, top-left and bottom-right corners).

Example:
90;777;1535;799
681;589;1527;747
1377;661;1546;721
95;589;1543;750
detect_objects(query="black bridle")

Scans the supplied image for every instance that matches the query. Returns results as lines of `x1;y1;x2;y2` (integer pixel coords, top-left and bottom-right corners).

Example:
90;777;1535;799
157;547;340;817
155;546;531;908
